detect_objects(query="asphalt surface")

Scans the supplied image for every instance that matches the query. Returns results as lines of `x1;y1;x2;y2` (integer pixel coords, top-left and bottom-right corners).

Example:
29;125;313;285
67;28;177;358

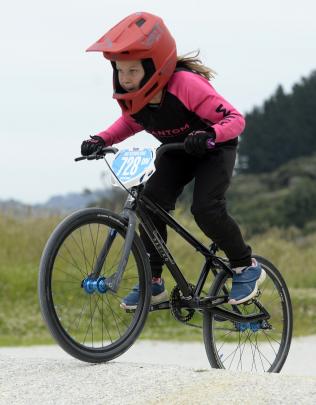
0;337;316;404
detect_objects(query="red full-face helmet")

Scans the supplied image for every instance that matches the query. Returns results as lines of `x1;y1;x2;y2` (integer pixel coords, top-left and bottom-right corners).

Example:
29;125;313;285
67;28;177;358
86;12;177;114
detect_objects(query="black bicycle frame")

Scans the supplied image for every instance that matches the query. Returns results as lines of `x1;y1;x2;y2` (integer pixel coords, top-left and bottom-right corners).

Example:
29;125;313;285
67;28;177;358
137;192;270;323
92;185;270;323
137;194;219;298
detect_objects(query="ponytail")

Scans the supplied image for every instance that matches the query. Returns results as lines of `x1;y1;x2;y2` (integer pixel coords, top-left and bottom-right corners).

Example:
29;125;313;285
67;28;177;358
176;50;216;81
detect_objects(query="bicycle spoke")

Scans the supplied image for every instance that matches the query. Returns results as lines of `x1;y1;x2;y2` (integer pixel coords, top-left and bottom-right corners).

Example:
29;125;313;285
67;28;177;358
262;330;282;346
77;228;95;271
83;295;100;345
237;333;246;371
70;231;93;274
105;295;122;337
93;296;120;342
95;296;114;343
248;333;258;372
109;293;130;311
53;279;80;285
57;250;86;279
121;276;139;281
215;329;236;352
256;335;273;369
54;266;82;282
103;246;124;275
221;338;240;365
262;331;279;355
74;300;89;332
90;296;94;347
88;223;98;270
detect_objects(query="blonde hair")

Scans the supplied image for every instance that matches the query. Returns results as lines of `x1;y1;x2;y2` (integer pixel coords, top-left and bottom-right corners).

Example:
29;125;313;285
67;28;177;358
176;50;216;81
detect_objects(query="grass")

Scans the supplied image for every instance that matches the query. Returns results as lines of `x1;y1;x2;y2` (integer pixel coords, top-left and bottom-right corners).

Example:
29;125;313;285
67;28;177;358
0;212;316;346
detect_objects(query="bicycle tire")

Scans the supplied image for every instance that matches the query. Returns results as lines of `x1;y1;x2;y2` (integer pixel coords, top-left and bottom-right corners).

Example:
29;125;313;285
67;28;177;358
203;255;293;373
38;208;151;363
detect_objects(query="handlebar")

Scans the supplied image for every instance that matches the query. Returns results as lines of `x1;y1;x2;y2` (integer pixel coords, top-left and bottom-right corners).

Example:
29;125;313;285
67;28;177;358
75;143;185;163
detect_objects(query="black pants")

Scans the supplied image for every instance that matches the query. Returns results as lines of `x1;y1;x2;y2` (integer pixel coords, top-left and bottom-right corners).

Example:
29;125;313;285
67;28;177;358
139;143;252;277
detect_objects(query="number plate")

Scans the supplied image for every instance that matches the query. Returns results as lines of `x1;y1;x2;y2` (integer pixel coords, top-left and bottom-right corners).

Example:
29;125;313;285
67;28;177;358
111;148;156;188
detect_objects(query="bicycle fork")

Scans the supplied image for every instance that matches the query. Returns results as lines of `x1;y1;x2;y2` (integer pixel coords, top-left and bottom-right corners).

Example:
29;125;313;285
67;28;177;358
82;209;137;295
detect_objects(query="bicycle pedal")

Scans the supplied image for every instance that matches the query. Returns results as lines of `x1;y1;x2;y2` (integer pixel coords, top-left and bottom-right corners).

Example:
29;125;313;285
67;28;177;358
243;297;258;306
244;290;261;305
149;301;170;312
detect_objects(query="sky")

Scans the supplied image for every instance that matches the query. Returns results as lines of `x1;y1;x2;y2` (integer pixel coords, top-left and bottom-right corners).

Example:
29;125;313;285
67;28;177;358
1;0;315;204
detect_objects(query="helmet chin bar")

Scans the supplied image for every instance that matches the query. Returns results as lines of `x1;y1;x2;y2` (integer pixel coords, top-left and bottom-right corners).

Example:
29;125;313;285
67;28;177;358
115;80;161;114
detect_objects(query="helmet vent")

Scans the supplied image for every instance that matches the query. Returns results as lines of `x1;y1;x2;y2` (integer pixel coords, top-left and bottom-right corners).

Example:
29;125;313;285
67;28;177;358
136;18;146;27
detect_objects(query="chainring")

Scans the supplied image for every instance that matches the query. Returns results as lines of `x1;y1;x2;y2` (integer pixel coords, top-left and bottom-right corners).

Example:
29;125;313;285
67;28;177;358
170;284;195;324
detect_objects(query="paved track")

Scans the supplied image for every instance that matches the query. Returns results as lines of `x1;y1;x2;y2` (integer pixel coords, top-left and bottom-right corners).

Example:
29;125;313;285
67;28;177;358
1;337;316;404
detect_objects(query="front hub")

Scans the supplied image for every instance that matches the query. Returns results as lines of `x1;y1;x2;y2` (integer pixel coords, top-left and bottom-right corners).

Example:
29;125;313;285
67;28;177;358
82;276;108;294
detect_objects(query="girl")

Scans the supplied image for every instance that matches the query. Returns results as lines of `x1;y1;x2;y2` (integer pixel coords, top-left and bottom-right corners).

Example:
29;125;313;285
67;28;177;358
81;11;266;309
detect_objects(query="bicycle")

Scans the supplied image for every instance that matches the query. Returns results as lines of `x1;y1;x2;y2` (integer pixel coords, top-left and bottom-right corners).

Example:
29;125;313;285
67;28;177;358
38;143;293;372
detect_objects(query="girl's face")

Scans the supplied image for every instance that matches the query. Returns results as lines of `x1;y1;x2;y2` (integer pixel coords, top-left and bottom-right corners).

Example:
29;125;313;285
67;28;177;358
116;60;145;92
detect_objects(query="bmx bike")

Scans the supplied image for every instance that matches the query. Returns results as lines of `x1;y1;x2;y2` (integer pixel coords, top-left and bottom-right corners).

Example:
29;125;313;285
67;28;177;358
38;143;292;372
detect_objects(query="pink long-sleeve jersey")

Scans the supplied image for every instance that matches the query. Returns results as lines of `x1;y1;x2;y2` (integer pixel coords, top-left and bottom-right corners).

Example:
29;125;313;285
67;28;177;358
97;70;245;145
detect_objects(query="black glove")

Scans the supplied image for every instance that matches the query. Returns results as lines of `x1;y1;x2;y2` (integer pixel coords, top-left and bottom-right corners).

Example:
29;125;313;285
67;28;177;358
81;135;106;156
184;130;216;156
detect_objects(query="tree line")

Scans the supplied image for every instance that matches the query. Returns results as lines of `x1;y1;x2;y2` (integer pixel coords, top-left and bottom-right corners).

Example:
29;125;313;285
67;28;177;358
237;70;316;173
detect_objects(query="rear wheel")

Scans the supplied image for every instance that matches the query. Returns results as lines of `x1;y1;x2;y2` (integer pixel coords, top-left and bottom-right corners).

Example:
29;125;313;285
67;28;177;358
203;256;293;372
39;208;151;363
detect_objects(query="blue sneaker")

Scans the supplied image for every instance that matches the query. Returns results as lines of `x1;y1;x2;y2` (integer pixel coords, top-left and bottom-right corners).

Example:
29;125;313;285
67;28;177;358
228;259;266;305
120;278;168;310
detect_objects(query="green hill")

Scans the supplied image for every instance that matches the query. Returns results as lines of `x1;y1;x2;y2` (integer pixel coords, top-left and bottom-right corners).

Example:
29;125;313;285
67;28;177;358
1;207;316;346
227;153;316;235
178;152;316;236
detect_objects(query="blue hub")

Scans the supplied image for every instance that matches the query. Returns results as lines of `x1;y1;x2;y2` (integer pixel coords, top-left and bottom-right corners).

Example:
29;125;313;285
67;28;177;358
235;321;261;332
82;276;108;294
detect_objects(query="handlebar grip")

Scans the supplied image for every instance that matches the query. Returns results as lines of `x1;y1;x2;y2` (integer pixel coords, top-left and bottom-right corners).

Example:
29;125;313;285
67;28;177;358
74;156;87;162
74;146;119;162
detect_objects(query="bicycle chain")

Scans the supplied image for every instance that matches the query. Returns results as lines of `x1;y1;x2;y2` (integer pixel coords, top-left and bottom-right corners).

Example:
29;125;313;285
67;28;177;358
170;284;195;324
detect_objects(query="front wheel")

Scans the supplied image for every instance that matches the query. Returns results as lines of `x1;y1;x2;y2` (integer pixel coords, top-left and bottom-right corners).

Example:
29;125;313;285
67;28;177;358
203;255;293;373
38;208;151;363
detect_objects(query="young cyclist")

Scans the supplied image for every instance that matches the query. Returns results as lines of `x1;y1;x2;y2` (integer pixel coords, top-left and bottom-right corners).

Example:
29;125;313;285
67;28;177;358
81;11;266;309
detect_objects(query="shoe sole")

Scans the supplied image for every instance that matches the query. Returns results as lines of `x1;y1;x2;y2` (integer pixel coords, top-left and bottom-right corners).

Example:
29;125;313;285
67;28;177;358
228;269;266;305
120;290;169;310
151;290;169;305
